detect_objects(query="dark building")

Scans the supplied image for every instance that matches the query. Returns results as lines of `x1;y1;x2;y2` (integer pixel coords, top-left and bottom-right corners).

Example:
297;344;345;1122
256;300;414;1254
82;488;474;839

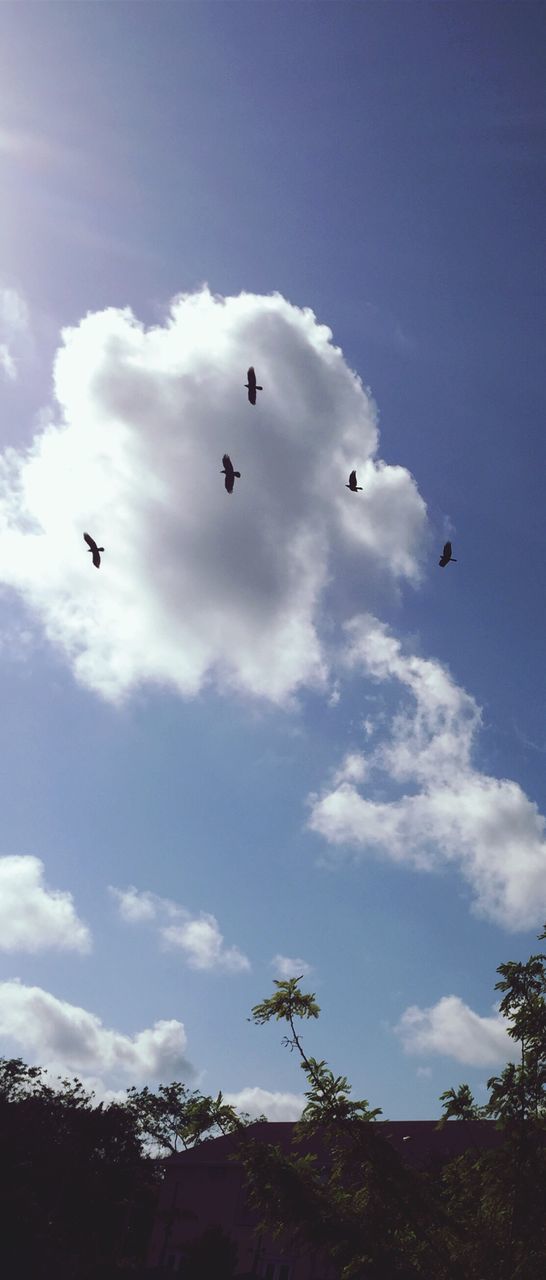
147;1119;503;1277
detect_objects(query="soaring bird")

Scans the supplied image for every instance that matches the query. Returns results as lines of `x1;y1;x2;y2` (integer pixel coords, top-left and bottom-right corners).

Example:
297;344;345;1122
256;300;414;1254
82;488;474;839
245;366;263;405
439;541;457;568
83;532;104;568
221;454;241;494
346;470;363;492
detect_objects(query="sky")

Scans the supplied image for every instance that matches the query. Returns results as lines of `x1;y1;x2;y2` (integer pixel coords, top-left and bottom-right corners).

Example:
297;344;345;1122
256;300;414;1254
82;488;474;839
0;0;545;1121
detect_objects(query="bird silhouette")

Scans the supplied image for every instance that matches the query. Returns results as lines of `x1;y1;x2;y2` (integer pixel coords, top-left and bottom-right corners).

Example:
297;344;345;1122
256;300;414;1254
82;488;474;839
439;541;457;568
346;470;363;492
83;532;104;568
221;454;241;494
245;366;263;406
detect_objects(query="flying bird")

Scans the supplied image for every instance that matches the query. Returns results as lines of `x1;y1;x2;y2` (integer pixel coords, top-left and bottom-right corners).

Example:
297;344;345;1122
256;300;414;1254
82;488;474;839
221;454;241;494
83;532;104;568
245;366;263;405
346;470;363;492
439;541;457;568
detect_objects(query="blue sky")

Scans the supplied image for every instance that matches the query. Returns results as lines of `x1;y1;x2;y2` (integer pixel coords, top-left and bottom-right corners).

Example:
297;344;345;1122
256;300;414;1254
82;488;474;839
0;0;545;1119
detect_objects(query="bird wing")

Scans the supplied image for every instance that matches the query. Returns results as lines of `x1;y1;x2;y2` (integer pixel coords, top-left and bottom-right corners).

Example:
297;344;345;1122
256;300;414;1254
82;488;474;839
224;472;234;494
92;549;101;568
83;532;97;552
248;387;256;404
222;454;231;470
349;471;356;487
247;366;256;385
443;541;452;557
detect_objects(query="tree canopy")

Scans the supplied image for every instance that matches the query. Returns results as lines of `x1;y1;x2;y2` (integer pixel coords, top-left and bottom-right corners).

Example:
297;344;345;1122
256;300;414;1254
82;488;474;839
3;924;546;1277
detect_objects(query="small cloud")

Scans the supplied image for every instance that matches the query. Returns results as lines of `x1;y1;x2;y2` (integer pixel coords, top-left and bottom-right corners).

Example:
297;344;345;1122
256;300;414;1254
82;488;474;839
271;954;312;979
395;995;513;1067
332;751;368;786
109;885;157;924
416;1065;432;1079
224;1086;305;1122
162;916;250;973
111;885;250;974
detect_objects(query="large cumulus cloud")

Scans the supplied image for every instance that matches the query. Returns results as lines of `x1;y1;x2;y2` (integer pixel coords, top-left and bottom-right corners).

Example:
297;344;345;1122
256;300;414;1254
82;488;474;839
0;289;426;704
0;978;192;1087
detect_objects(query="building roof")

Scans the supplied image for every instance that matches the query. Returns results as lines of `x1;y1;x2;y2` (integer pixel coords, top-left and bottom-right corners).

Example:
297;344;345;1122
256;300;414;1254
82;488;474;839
163;1118;504;1172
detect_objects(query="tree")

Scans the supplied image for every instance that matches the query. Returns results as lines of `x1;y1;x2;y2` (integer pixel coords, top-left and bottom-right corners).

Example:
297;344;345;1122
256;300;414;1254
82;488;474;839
124;1081;243;1155
437;1083;485;1126
0;1058;157;1278
437;927;546;1279
240;977;449;1279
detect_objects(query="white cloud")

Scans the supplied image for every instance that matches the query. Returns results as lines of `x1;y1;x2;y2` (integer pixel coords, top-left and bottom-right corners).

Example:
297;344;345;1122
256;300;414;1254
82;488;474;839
0;856;91;953
328;680;341;707
309;615;546;929
332;752;368;786
0;286;29;382
162;916;250;973
111;885;250;973
396;995;513;1067
0;979;192;1085
271;954;313;979
110;885;157;924
0;286;28;336
0;288;426;705
224;1086;305;1122
0;345;16;381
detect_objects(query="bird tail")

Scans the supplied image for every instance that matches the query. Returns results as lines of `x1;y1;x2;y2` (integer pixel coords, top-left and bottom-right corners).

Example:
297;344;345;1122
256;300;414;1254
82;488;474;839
234;471;241;478
451;557;457;561
256;385;263;390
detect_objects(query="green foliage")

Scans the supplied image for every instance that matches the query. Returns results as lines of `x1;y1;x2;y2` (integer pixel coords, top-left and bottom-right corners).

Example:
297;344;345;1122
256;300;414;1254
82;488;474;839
125;1081;242;1154
250;975;320;1028
437;1083;485;1126
243;924;546;1279
244;976;448;1278
436;924;546;1277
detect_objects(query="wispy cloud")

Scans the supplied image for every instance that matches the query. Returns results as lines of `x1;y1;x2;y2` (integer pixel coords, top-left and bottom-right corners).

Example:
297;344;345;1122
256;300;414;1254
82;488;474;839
0;285;29;382
0;346;16;381
271;954;313;979
0;126;79;171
